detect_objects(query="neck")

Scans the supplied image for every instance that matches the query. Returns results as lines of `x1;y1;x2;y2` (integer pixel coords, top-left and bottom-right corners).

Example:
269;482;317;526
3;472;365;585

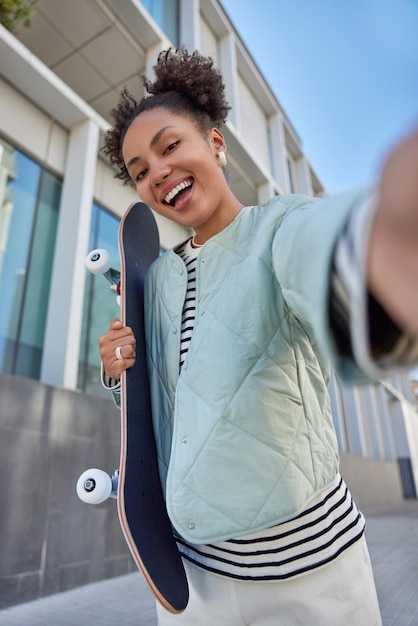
191;235;204;248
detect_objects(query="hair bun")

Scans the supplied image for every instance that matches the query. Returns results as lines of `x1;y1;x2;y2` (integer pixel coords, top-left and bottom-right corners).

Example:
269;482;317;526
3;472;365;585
146;47;230;127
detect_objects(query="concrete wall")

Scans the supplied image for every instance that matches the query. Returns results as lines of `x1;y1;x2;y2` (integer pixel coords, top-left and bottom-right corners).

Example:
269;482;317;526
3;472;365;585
340;452;404;512
0;373;134;609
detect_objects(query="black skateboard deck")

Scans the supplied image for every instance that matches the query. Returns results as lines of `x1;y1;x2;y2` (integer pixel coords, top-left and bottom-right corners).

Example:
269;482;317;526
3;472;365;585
117;202;188;613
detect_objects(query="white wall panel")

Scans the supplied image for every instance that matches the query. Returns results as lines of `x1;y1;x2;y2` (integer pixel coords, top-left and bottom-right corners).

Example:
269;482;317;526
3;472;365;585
200;16;218;62
94;158;137;219
237;75;269;171
0;77;67;174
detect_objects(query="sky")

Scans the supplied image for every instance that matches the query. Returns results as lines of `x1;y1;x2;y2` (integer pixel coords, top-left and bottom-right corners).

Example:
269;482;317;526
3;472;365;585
221;0;418;195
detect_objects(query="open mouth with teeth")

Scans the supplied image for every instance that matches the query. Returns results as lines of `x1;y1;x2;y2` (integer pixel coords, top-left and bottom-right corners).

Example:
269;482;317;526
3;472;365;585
164;179;193;207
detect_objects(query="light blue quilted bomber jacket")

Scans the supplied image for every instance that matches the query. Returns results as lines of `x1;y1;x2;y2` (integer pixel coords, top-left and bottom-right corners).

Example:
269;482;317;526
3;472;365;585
144;189;372;544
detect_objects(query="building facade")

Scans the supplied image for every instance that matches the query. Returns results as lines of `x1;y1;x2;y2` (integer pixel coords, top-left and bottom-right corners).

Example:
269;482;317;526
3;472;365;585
0;0;417;608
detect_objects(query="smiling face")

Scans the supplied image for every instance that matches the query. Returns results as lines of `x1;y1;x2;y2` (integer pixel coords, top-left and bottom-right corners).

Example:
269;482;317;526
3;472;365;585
121;107;243;243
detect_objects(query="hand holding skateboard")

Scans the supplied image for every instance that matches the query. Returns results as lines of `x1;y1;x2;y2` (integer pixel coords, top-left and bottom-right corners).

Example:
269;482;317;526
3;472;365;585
100;318;136;379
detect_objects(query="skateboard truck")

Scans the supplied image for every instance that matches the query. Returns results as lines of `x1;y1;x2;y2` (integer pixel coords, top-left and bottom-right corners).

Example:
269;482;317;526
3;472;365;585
85;248;121;296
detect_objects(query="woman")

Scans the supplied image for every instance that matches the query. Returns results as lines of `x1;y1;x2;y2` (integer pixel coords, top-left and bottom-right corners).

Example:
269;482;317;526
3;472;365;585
100;48;418;625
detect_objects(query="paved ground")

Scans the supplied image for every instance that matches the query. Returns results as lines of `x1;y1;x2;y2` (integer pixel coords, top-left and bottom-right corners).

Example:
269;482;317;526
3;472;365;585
1;502;418;625
364;501;418;626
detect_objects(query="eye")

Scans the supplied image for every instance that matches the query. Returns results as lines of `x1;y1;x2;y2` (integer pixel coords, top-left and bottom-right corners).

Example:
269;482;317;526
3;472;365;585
135;168;148;182
164;141;178;154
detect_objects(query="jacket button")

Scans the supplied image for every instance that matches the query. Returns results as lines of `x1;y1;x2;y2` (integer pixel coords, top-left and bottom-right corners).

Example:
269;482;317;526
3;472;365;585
182;437;188;444
188;522;196;531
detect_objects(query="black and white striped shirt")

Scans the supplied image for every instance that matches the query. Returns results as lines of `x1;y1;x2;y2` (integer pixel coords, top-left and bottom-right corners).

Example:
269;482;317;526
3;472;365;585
175;238;365;580
178;244;198;369
177;474;364;580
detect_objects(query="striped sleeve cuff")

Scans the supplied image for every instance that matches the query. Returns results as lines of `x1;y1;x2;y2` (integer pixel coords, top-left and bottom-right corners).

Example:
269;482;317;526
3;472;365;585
100;361;121;393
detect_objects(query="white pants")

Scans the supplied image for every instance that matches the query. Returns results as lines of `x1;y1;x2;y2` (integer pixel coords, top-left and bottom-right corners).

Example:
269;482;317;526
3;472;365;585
156;536;382;625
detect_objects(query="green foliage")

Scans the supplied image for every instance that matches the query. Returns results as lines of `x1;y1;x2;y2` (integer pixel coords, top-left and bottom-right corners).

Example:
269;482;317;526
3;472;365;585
0;0;33;33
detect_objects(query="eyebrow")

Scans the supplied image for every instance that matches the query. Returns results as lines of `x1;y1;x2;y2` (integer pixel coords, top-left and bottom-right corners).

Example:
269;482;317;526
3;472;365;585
126;125;175;170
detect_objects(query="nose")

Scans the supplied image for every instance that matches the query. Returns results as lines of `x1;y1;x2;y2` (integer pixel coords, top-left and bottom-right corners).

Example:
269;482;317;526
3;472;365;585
152;165;170;189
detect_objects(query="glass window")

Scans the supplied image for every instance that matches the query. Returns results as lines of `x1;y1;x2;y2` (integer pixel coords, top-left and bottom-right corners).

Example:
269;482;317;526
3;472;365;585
267;126;276;180
141;0;179;45
286;156;295;193
0;138;61;379
78;203;120;397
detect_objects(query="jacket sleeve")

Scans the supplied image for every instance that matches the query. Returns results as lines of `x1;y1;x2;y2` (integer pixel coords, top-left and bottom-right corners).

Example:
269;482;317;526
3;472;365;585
331;190;418;382
272;187;379;385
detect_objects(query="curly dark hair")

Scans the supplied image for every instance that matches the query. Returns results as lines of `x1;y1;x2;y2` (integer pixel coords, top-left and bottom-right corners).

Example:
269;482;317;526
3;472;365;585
102;48;231;186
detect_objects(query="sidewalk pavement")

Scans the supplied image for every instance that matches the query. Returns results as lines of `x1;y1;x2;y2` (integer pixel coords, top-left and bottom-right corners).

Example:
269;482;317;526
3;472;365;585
1;501;418;626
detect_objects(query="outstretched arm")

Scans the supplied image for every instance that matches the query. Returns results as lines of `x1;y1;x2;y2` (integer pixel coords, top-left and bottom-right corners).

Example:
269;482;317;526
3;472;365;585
272;126;418;383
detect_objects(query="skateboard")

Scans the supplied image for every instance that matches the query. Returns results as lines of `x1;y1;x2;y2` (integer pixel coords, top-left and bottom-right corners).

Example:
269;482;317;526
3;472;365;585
76;201;189;613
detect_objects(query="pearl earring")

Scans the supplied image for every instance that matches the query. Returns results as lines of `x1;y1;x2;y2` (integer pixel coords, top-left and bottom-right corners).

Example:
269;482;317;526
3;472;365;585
218;151;227;167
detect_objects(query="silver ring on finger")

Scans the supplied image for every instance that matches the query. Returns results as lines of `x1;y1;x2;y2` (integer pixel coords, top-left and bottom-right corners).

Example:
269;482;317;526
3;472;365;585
115;346;123;360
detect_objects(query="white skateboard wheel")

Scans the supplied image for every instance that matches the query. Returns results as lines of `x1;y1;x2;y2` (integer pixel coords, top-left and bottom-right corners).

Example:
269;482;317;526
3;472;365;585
85;249;111;275
76;468;113;504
